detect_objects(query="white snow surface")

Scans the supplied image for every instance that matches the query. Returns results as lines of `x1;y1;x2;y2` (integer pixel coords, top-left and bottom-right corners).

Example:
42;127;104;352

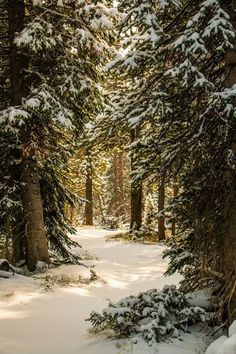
0;228;208;354
205;320;236;354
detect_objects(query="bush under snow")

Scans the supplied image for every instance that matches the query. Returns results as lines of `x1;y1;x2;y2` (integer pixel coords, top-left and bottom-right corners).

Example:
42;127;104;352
88;285;208;346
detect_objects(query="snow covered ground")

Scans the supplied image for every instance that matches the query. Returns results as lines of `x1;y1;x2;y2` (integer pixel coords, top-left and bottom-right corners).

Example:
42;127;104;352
0;228;209;354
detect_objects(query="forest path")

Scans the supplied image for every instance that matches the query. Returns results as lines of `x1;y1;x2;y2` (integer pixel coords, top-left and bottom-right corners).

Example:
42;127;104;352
0;228;206;354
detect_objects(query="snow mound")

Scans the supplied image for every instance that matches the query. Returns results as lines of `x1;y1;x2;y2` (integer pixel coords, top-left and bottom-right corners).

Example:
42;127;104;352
205;336;228;354
205;320;236;354
229;321;236;337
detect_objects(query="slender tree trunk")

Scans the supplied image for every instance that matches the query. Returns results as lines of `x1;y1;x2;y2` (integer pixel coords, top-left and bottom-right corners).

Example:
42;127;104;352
171;175;178;237
98;194;106;225
8;0;49;271
130;129;142;230
5;216;10;260
111;151;126;218
117;151;125;217
130;184;142;230
84;149;93;226
223;0;236;322
158;174;165;241
112;152;119;215
70;205;75;224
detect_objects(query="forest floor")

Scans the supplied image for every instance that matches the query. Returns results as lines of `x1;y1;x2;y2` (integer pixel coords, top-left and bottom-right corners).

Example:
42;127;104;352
0;228;210;354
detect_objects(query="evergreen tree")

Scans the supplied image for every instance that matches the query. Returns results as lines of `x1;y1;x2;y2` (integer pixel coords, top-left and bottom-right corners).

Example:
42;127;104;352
108;0;236;321
0;0;116;270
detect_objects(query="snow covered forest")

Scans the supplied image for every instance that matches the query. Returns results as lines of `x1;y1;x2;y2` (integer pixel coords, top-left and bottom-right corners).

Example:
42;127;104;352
1;0;236;353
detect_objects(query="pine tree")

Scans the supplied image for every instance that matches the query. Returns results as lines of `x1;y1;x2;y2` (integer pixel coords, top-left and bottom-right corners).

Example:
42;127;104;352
109;0;236;321
0;0;116;270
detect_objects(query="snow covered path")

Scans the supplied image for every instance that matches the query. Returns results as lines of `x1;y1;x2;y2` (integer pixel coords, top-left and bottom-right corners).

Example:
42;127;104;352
0;228;207;354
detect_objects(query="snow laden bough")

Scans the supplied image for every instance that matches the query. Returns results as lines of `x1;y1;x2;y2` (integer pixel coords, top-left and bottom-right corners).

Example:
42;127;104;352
88;285;209;346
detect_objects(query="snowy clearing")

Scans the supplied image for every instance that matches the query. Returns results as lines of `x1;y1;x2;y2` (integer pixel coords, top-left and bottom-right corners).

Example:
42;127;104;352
0;228;209;354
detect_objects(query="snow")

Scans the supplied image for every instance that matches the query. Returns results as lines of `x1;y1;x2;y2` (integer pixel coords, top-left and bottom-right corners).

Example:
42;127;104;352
205;320;236;354
0;228;208;354
188;288;211;309
229;321;236;337
32;0;42;5
0;107;30;126
205;335;228;354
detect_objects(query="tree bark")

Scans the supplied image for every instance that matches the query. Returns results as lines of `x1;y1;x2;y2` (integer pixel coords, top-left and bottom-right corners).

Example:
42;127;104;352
21;157;50;270
12;217;26;264
8;0;28;105
130;129;142;230
110;151;126;218
171;175;178;237
84;149;93;226
223;0;236;323
117;151;126;217
5;216;10;260
158;174;165;241
8;0;49;270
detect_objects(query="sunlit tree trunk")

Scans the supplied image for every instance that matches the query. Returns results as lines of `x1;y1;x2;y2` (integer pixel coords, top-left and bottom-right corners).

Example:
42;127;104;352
117;151;125;217
84;149;93;226
111;150;126;218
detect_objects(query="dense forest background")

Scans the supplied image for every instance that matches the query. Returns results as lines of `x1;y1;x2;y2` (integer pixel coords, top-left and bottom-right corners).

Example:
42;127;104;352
1;0;236;331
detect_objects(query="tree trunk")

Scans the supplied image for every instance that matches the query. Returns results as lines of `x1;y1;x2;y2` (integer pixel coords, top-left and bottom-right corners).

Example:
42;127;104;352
84;149;93;226
8;0;28;105
223;0;236;323
117;151;126;217
12;217;26;264
111;152;119;215
21;157;50;271
5;216;10;260
8;0;49;271
171;175;178;237
111;151;126;218
70;205;75;224
9;161;26;263
158;174;165;241
98;194;106;225
130;184;142;230
130;129;142;230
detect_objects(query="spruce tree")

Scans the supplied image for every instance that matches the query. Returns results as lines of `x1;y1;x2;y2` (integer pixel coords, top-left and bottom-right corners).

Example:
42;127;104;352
0;0;116;270
109;0;236;321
